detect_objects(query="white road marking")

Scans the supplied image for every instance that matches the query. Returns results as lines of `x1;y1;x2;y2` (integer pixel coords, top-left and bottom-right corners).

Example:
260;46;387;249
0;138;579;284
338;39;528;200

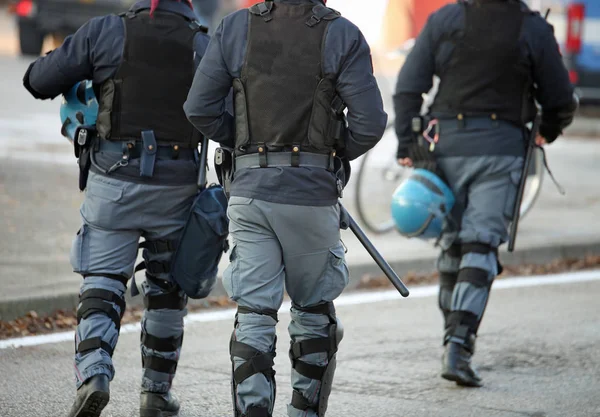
1;269;598;350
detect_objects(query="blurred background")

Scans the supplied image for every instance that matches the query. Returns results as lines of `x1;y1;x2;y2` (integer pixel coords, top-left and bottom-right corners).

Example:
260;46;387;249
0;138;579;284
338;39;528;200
0;0;599;321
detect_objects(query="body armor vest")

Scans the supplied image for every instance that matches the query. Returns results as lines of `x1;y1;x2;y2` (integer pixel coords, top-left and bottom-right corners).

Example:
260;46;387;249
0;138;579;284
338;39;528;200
431;0;535;125
233;2;342;155
96;9;206;147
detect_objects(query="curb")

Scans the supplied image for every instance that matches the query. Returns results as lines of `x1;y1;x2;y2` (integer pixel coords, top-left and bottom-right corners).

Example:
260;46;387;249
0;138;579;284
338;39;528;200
2;240;600;322
565;116;600;138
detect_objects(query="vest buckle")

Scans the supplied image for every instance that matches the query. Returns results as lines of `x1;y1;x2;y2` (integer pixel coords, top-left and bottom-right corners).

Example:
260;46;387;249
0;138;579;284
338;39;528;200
305;15;321;27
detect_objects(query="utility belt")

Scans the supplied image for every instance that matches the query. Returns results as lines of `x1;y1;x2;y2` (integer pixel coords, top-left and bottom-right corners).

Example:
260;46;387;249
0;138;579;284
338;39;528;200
214;146;347;198
72;126;197;191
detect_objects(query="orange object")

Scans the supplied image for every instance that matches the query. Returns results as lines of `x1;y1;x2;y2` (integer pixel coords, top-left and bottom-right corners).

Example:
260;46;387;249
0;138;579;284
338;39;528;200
382;0;452;50
240;0;258;8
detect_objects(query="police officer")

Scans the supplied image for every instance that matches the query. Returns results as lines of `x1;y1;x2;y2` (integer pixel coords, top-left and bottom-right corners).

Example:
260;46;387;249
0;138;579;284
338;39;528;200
184;1;387;416
23;1;211;416
394;0;577;387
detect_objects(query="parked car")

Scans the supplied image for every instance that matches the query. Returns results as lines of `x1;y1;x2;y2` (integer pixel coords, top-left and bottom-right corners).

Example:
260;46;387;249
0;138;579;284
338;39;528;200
9;0;135;56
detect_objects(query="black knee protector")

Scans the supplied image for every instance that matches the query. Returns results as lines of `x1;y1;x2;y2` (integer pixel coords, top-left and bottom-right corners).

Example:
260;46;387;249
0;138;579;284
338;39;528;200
230;306;278;417
76;284;126;358
289;302;343;417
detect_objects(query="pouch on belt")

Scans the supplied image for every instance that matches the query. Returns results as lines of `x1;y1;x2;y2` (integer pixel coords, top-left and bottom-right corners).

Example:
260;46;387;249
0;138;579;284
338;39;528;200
171;185;229;299
170;136;229;299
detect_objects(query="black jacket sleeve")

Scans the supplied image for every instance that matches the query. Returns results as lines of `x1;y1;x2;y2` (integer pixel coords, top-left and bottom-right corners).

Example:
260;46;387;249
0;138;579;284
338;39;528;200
23;15;120;100
528;14;577;143
393;15;436;159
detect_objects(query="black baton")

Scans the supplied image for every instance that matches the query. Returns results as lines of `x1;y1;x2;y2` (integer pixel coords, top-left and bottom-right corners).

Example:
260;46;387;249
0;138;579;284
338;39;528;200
508;114;541;252
197;135;209;191
342;206;410;297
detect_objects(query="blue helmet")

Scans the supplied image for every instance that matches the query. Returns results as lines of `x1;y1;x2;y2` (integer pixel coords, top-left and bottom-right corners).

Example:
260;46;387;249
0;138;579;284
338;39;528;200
60;80;98;142
391;169;455;240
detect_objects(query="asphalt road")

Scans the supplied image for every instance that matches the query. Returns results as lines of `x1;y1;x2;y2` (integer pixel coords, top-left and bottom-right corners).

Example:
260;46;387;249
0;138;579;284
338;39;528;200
1;270;599;417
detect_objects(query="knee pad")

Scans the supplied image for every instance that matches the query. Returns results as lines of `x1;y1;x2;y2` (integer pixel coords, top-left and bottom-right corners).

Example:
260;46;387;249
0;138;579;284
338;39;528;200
76;281;126;358
289;302;342;417
461;242;502;276
230;306;278;417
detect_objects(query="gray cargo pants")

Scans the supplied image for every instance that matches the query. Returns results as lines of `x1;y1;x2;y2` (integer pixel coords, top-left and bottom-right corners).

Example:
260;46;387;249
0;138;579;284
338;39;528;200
224;197;349;417
71;171;197;393
436;155;523;345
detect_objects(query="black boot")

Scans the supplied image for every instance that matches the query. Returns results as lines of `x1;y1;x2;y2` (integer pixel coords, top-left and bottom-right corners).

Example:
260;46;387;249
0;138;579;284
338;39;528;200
67;374;110;417
140;391;180;417
441;341;483;387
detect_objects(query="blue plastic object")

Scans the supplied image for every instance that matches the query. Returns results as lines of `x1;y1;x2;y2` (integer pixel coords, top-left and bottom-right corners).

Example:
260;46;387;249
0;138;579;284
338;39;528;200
391;168;455;240
60;80;98;142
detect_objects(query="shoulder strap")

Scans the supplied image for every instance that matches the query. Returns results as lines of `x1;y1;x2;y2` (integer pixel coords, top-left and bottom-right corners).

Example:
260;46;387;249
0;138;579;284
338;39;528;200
306;4;341;27
249;1;274;22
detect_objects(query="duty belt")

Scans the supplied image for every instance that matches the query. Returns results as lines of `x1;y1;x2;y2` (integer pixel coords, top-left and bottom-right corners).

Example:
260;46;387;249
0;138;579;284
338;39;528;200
96;139;196;160
235;151;334;172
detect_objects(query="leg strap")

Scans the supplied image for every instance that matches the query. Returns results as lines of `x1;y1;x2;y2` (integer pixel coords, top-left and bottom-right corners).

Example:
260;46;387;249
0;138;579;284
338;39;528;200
237;306;278;322
456;267;489;288
83;273;129;287
142;355;178;374
76;336;114;357
141;333;184;352
291;390;313;411
230;341;276;384
244;406;271;417
144;291;186;310
77;289;125;331
289;337;332;380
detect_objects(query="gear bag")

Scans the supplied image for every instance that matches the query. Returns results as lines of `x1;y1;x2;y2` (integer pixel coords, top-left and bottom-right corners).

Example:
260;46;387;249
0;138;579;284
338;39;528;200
170;137;229;299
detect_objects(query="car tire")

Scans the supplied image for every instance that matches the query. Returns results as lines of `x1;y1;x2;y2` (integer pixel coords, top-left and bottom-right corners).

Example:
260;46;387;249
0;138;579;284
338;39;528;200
18;19;44;56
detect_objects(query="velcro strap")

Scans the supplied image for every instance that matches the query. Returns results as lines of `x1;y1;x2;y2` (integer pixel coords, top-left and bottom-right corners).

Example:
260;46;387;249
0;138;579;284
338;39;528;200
139;239;177;254
142;355;178;374
292;302;333;316
83;273;129;286
77;337;114;357
290;337;330;359
245;406;272;417
141;333;184;352
230;341;275;384
461;243;493;255
290;390;314;411
237;306;278;322
291;359;325;381
80;289;126;316
77;300;121;331
144;292;185;310
457;267;489;288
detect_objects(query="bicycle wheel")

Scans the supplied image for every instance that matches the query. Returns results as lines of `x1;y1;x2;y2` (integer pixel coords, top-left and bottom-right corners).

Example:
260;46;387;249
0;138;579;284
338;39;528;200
353;124;409;234
519;146;544;219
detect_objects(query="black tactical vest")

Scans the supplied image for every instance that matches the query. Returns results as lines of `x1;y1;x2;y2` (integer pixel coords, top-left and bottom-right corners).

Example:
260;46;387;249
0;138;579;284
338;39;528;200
432;0;535;125
233;1;342;154
96;9;206;147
